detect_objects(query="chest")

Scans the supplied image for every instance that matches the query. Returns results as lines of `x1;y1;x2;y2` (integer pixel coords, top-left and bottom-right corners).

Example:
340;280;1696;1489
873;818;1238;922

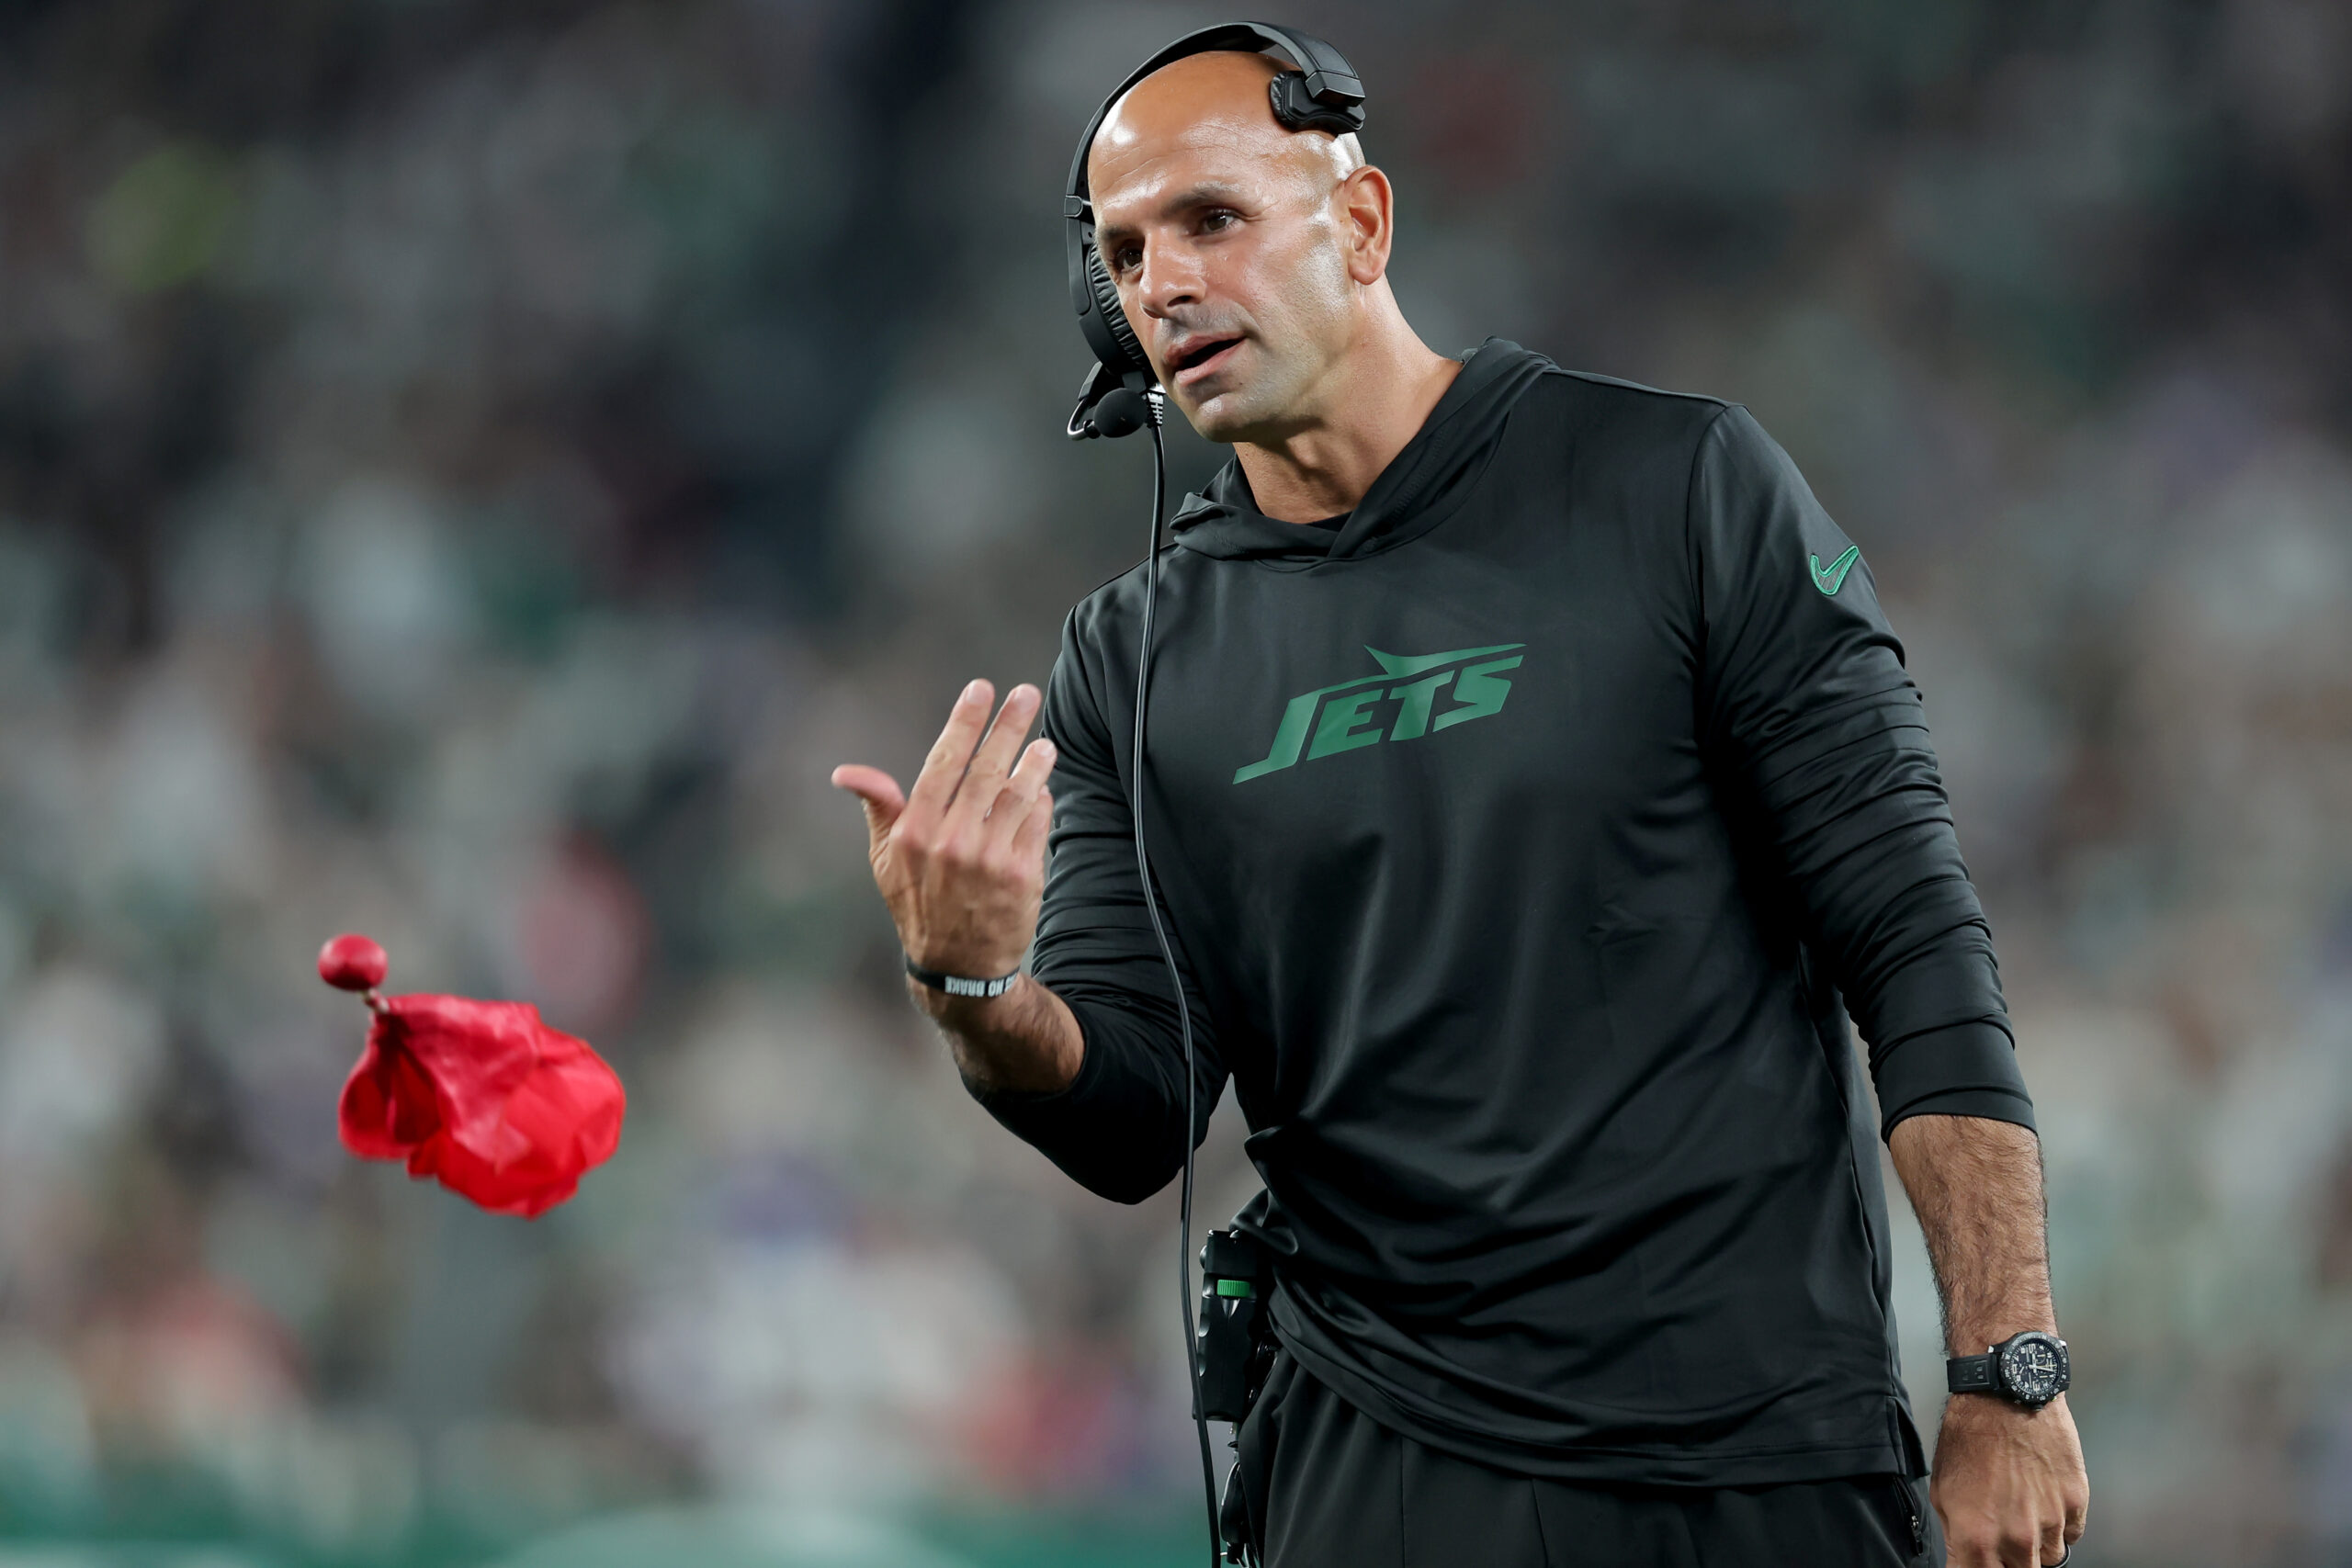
1135;493;1701;877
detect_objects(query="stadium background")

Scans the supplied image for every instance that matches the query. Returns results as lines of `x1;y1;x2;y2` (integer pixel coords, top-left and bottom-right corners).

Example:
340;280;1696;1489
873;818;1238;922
0;1;2348;1563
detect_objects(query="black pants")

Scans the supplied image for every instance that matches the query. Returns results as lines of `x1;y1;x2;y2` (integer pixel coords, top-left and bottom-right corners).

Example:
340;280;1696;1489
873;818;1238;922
1228;1352;1939;1568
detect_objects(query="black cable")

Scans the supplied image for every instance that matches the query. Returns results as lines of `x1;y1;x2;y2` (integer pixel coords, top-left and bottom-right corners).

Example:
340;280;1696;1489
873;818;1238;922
1126;390;1220;1566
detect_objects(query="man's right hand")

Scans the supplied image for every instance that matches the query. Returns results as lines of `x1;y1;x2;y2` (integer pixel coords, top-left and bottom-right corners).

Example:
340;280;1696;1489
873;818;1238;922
832;678;1057;982
833;679;1082;1093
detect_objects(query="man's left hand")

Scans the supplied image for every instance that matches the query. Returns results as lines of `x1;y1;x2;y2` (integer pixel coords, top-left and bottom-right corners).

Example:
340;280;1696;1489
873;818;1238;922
1929;1393;2088;1566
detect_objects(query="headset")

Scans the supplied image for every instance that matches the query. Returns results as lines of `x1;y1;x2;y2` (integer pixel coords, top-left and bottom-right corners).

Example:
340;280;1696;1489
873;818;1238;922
1057;23;1367;1566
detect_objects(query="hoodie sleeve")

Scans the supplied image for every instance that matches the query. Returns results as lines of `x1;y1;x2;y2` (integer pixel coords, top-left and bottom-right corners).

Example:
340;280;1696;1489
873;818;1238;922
1688;406;2034;1140
962;606;1229;1202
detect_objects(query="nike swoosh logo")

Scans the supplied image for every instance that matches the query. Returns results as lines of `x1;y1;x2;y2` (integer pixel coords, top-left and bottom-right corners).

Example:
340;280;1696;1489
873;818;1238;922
1810;544;1860;596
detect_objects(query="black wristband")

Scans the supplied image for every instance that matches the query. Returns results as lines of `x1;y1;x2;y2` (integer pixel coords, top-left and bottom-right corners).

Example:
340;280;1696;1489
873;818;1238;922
903;954;1021;999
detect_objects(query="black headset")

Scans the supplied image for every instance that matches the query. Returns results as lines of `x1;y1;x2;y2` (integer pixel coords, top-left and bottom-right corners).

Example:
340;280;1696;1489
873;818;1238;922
1062;22;1366;441
1056;25;1370;1567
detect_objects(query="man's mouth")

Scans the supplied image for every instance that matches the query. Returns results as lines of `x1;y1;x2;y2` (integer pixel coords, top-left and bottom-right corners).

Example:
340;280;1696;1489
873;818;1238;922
1167;335;1243;388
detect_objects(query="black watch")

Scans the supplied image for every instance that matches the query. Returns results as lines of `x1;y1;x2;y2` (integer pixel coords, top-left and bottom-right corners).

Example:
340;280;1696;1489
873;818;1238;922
1947;1330;2070;1408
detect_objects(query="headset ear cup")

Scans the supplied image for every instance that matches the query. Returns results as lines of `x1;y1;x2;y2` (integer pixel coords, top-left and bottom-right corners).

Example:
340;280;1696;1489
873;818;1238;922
1268;72;1366;137
1086;243;1148;374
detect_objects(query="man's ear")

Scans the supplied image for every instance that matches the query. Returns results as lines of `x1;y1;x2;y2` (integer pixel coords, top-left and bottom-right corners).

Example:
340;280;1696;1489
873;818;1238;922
1338;164;1395;286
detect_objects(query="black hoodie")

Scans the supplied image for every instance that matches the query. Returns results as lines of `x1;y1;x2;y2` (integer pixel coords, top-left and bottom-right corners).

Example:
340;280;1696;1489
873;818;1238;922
978;341;2033;1485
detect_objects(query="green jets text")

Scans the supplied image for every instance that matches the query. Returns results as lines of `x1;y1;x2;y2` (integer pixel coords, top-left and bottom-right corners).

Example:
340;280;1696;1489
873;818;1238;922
1233;644;1526;784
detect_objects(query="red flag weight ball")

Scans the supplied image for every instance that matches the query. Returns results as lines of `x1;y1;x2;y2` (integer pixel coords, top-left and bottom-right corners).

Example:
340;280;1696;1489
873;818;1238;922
317;932;387;991
319;933;626;1217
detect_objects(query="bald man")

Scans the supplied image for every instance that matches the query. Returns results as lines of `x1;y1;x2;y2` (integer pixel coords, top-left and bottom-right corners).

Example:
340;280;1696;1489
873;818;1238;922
836;40;2088;1568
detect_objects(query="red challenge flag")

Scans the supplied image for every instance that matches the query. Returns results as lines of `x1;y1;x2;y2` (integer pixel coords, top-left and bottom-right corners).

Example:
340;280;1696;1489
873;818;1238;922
321;934;626;1217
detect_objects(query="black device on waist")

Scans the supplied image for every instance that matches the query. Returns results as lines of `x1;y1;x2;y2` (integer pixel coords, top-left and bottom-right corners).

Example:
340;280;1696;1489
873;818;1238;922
1197;1227;1276;1422
1056;22;1368;1567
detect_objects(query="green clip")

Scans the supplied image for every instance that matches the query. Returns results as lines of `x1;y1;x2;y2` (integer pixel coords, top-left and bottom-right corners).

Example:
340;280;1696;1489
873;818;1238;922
1215;1279;1256;1298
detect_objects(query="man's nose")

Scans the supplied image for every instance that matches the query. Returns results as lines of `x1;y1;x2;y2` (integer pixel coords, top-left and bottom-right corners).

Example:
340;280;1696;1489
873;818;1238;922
1135;242;1200;321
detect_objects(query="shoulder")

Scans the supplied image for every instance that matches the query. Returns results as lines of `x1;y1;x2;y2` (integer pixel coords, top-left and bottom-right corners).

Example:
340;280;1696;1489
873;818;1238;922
1490;365;1746;527
1521;364;1731;431
1506;365;1738;478
1064;556;1154;655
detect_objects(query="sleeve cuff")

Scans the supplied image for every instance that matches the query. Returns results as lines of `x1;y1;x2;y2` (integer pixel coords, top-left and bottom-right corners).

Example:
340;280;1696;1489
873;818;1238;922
1871;1018;2036;1141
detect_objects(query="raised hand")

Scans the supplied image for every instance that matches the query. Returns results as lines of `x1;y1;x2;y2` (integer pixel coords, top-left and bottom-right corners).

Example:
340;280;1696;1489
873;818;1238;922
832;679;1058;988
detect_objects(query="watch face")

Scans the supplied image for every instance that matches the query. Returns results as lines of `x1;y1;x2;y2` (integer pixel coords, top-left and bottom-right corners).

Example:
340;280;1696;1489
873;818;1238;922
1999;1333;2069;1404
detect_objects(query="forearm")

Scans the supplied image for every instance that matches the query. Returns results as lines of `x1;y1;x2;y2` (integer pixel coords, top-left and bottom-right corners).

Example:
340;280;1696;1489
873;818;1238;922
913;972;1084;1095
1888;1111;2054;1353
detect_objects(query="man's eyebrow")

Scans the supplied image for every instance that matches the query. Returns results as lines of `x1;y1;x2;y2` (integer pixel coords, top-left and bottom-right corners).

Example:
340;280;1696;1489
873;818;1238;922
1094;182;1256;249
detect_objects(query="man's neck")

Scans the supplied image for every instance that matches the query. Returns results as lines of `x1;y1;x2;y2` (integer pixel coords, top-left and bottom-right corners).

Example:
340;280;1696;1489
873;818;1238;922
1233;332;1464;524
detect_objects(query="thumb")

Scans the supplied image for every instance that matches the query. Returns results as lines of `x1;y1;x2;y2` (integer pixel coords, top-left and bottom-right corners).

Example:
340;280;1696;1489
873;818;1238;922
831;764;908;851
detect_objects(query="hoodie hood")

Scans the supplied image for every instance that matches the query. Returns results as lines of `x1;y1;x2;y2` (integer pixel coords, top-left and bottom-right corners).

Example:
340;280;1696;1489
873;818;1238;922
1169;338;1555;563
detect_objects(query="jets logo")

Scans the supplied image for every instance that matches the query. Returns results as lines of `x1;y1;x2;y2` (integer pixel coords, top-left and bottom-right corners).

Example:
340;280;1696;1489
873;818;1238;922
1233;644;1526;784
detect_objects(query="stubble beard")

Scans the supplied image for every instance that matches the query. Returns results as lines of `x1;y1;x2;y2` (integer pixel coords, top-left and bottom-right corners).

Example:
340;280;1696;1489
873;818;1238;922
1180;340;1325;446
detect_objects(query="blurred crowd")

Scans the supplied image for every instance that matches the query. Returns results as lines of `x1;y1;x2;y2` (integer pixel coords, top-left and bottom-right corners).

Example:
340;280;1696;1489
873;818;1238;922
0;1;2347;1563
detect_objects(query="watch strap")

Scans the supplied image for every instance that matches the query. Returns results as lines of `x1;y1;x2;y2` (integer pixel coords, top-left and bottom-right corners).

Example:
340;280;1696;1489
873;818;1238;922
1946;1352;2000;1395
903;954;1020;999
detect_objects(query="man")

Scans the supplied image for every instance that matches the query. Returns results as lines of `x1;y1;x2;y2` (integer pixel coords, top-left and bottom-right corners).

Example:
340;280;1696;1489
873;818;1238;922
833;42;2089;1568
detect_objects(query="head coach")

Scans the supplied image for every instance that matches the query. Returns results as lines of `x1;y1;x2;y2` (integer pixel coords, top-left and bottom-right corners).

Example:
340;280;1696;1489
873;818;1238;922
833;22;2089;1568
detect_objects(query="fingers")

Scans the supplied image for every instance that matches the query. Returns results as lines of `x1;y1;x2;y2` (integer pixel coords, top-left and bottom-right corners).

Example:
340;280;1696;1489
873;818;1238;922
900;679;998;831
985;738;1057;848
838;680;1051;983
2051;1495;2086;1563
2063;1476;2088;1545
949;683;1043;836
831;764;907;853
1010;784;1054;863
2008;1506;2059;1568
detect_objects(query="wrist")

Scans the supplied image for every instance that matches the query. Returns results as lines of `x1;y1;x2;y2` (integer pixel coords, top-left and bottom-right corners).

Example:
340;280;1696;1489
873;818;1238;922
1947;1327;2070;1409
908;967;1023;1020
910;974;1083;1094
1945;1296;2056;1355
1945;1388;2068;1421
1949;1327;2056;1357
903;951;1022;1000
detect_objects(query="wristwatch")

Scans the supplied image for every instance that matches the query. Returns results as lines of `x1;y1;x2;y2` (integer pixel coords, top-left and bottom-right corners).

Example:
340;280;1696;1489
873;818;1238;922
1947;1330;2070;1408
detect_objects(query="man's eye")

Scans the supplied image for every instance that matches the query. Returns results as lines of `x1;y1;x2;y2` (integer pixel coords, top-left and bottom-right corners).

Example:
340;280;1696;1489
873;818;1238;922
1202;211;1235;232
1113;246;1141;273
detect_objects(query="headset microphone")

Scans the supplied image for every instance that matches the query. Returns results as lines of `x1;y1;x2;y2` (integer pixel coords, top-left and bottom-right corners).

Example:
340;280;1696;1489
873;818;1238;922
1086;384;1153;441
1058;22;1368;1567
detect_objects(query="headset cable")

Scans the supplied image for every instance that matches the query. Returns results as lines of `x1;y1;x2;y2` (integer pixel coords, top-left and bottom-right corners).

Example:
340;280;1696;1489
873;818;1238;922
1125;389;1222;1566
